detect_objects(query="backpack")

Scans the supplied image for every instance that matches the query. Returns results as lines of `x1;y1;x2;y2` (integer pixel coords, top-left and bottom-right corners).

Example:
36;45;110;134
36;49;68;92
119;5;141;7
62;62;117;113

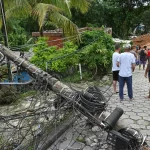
140;49;146;56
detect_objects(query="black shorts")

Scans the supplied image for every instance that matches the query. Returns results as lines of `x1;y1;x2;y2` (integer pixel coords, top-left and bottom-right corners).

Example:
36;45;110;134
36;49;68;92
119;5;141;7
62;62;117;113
113;71;119;81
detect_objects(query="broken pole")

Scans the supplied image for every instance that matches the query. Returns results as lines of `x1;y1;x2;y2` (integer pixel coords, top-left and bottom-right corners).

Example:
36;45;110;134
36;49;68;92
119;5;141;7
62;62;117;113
0;45;105;126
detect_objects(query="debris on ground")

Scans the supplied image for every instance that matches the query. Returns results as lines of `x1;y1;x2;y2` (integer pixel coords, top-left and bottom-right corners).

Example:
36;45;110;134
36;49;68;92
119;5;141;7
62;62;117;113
132;34;150;48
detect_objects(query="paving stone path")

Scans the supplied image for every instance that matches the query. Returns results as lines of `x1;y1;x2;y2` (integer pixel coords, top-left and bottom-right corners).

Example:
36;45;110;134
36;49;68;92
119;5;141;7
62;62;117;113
48;67;150;149
107;67;150;144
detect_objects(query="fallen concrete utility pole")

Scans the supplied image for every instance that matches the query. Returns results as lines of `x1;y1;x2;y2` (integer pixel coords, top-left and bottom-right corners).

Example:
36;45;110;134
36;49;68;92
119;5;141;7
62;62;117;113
0;44;120;127
0;45;76;101
0;45;108;125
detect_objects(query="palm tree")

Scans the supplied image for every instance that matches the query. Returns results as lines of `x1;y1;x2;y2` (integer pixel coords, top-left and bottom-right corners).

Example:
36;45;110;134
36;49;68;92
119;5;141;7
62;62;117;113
3;0;90;39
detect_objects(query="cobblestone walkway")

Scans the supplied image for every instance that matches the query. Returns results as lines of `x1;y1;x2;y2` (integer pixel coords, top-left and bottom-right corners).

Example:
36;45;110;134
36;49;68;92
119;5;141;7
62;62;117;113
108;67;150;144
48;67;150;149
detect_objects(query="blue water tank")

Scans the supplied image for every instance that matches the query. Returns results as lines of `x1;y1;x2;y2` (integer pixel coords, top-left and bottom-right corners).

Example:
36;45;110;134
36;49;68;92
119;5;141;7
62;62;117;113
13;71;31;82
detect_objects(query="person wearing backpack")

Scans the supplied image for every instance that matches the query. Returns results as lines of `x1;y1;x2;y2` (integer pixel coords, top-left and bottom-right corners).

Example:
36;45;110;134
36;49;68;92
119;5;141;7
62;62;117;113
139;46;147;70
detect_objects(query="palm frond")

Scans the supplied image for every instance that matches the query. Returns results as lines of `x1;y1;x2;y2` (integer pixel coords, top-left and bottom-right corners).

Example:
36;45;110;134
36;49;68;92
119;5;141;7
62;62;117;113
50;12;80;41
41;0;72;17
5;6;32;19
5;0;32;19
70;0;90;13
14;0;32;8
3;0;15;9
33;3;61;29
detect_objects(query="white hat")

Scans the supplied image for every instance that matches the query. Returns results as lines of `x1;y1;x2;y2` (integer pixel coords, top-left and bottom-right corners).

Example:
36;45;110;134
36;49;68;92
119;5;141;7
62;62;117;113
123;44;131;50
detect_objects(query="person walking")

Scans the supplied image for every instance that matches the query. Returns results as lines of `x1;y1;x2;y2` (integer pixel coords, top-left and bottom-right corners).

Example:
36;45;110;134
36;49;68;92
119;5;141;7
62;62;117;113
130;46;137;61
139;46;147;70
112;43;120;94
117;44;135;102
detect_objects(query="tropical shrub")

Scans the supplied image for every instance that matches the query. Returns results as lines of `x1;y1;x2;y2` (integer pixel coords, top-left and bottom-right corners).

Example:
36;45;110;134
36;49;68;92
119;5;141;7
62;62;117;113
30;37;79;73
79;29;114;75
31;29;114;80
80;29;114;50
8;32;27;47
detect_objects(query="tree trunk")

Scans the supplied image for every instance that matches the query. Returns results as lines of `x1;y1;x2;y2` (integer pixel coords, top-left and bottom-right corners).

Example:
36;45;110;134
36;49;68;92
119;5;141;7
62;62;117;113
40;26;44;37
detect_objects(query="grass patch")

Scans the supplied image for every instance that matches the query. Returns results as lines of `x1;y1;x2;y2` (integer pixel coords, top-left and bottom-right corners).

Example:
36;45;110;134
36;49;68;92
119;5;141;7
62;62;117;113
18;90;36;99
76;136;85;143
63;72;94;83
11;90;36;106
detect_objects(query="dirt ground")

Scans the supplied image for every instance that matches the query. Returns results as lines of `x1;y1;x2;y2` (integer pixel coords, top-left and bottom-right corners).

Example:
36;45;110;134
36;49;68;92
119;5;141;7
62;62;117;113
132;34;150;48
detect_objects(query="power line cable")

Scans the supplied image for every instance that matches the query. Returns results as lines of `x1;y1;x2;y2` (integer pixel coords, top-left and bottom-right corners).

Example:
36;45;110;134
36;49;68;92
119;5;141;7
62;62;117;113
9;34;82;51
9;30;89;51
46;34;102;63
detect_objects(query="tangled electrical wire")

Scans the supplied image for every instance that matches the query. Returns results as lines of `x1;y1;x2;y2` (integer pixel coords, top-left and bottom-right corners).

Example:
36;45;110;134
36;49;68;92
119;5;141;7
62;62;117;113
74;86;107;121
0;73;61;149
0;66;115;150
49;84;113;150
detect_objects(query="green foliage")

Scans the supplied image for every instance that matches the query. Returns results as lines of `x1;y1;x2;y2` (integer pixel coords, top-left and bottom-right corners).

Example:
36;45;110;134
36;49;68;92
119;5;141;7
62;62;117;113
72;0;150;38
71;0;105;27
31;37;79;73
80;29;102;47
130;41;133;46
0;136;4;146
31;30;114;80
81;42;112;68
8;32;27;47
9;33;27;47
63;72;92;83
0;85;18;104
0;66;8;80
6;19;28;49
102;0;150;38
27;147;33;150
18;90;36;99
4;0;90;41
80;29;114;50
76;136;85;143
79;30;114;74
141;10;150;33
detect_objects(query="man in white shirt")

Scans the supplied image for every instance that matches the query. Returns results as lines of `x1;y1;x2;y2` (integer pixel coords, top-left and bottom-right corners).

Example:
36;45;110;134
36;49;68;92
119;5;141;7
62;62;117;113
117;44;135;101
112;43;120;93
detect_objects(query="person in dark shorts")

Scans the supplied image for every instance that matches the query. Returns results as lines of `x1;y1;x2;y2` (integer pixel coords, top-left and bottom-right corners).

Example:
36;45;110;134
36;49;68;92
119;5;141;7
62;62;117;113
139;46;147;70
112;43;120;93
113;70;119;81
